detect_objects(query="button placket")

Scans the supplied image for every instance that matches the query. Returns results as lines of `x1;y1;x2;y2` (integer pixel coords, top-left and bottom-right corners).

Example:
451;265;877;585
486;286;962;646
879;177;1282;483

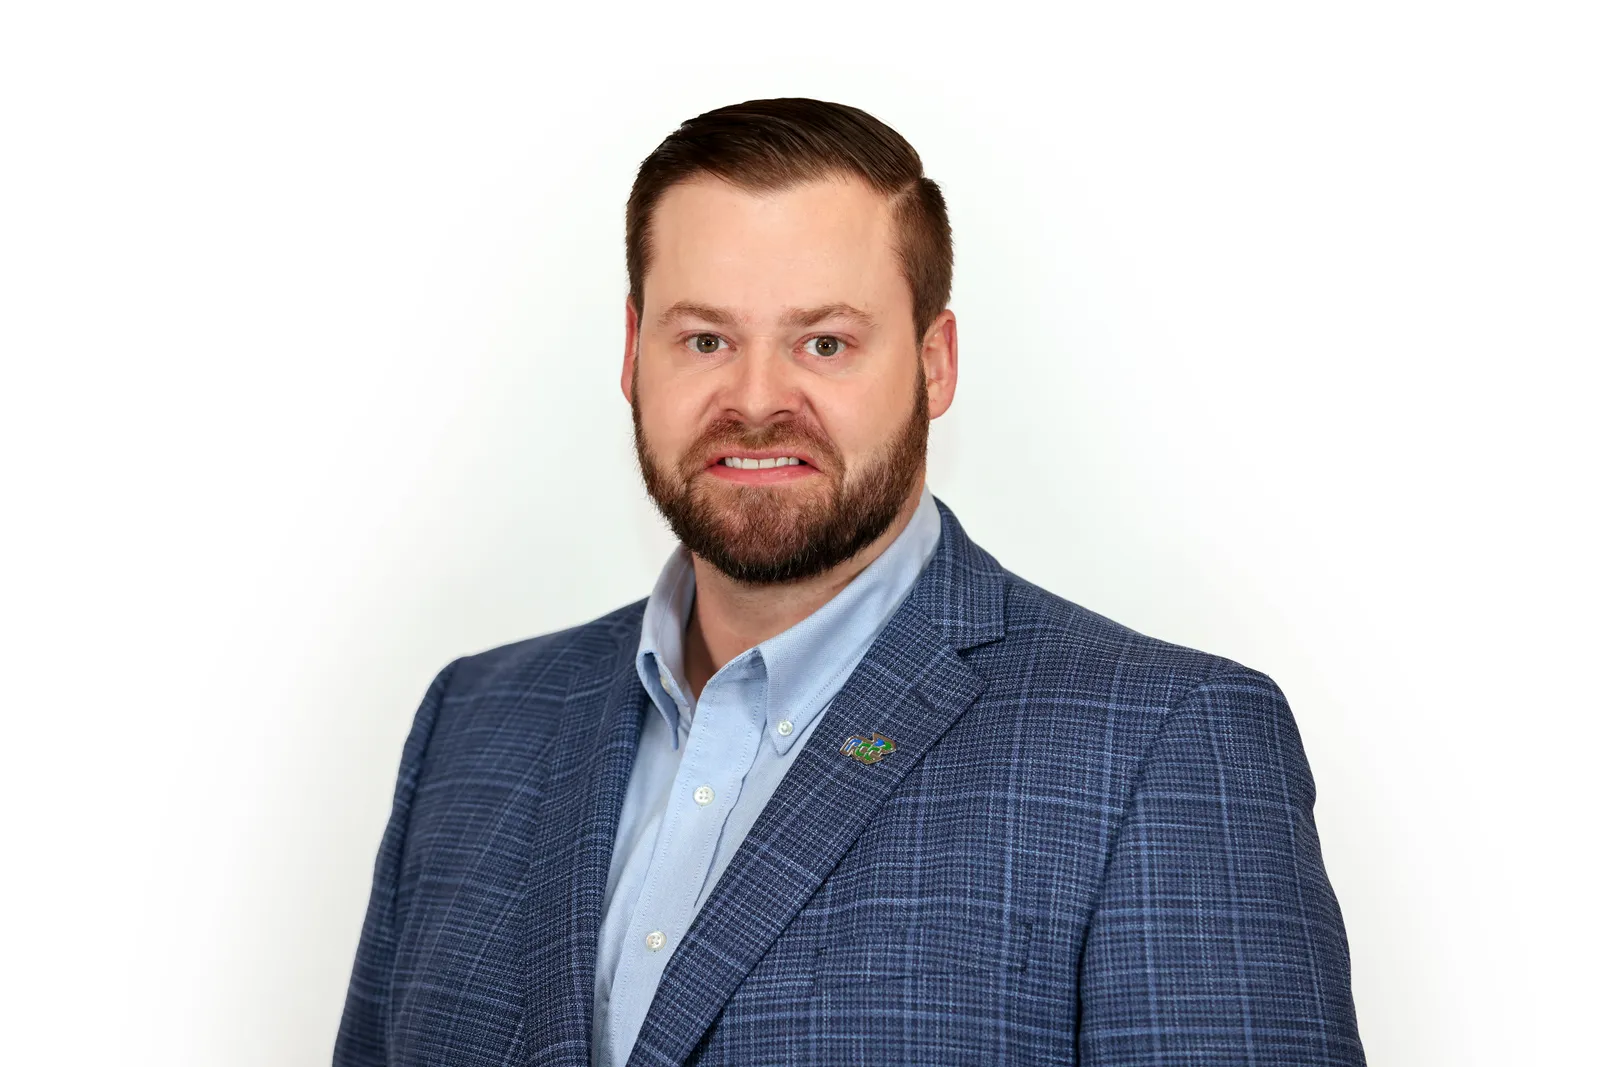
616;664;760;972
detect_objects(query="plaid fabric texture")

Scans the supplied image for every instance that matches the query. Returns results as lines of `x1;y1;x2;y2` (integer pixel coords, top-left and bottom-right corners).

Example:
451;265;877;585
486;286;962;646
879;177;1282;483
335;498;1364;1066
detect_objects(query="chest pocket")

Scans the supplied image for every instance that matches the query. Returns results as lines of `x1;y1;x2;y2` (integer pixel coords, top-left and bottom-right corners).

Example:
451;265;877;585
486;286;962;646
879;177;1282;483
811;910;1032;985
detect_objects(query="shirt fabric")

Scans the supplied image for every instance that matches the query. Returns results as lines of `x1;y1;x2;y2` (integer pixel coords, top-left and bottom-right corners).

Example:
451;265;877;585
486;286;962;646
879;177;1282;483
591;484;943;1067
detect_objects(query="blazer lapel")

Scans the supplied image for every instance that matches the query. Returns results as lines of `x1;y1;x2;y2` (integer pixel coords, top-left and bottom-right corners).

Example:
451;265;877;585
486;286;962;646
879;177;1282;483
522;616;649;1066
625;499;1008;1067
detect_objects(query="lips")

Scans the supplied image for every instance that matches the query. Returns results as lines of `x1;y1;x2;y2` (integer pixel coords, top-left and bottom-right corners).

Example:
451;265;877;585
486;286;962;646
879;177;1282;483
688;415;835;479
723;456;804;469
705;447;821;471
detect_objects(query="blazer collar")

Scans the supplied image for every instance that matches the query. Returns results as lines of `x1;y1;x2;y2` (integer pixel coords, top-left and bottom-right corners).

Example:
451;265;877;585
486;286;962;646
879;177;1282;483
905;494;1007;653
520;609;649;1065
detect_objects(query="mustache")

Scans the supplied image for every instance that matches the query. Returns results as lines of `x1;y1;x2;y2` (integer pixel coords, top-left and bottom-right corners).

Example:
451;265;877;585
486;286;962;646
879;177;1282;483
684;416;841;470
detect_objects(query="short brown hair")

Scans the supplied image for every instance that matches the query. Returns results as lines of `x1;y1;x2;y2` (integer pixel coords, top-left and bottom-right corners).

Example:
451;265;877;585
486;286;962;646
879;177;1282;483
626;98;953;339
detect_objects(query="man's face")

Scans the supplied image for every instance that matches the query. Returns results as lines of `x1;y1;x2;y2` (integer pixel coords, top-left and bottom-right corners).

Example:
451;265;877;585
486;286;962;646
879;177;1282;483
624;174;942;585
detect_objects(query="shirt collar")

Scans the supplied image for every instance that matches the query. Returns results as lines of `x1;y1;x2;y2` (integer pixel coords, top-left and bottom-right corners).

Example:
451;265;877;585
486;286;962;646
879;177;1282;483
635;484;943;754
636;542;697;743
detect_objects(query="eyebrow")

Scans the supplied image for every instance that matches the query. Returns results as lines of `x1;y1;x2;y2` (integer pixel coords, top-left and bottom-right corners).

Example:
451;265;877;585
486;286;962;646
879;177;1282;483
657;301;740;328
656;301;878;330
781;303;878;330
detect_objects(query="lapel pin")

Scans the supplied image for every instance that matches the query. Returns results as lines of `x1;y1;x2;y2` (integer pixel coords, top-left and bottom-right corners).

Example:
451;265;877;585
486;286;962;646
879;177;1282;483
840;732;896;765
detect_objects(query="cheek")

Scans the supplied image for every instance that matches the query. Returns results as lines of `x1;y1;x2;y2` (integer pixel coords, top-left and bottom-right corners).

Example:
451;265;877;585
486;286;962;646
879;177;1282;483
816;375;915;461
636;367;708;455
638;399;687;458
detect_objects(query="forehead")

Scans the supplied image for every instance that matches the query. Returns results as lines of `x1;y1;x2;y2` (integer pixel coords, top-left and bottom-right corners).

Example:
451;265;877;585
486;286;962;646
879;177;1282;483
643;174;907;321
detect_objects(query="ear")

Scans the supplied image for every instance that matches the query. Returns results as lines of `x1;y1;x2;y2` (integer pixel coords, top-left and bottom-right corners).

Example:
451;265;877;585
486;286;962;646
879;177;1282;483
621;295;640;405
920;309;958;419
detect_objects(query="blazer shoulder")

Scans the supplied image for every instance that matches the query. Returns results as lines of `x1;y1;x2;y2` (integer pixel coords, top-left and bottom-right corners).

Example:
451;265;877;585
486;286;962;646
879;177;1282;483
436;596;647;714
995;568;1274;707
985;572;1303;799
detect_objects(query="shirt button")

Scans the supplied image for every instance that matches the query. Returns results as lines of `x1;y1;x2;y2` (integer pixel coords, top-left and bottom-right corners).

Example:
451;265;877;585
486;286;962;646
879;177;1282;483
693;784;715;806
776;719;794;737
645;930;666;952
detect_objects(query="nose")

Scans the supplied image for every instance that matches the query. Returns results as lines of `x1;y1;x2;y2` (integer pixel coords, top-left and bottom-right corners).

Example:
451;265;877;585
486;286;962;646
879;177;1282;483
720;337;800;427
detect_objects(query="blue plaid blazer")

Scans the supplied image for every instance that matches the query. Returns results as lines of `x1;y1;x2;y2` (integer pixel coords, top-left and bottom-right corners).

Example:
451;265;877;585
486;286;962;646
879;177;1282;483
335;498;1364;1066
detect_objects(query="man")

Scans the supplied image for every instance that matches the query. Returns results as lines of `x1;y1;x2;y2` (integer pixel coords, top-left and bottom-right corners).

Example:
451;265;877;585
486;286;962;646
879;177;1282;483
334;98;1364;1066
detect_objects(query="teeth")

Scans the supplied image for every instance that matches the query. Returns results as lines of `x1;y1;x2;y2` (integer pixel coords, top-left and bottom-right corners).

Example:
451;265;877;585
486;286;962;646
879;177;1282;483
722;456;803;469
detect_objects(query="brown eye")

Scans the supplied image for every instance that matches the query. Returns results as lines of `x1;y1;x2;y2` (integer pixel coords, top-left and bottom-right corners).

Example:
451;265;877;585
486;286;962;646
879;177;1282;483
693;334;724;354
807;336;844;358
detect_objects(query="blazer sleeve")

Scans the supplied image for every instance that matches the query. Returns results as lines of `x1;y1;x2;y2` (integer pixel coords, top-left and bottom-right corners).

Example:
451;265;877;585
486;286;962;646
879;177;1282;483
332;660;457;1067
1077;668;1365;1066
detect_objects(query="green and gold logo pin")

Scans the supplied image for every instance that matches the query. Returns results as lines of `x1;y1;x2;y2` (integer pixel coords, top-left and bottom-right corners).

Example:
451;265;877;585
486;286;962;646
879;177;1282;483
840;732;896;765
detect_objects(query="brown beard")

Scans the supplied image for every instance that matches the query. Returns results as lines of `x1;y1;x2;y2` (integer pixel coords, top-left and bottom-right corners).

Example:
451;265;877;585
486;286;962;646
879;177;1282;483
632;362;928;585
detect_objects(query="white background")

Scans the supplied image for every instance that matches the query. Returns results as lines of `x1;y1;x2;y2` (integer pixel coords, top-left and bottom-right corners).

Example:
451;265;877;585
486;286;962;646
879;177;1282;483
2;2;1595;1064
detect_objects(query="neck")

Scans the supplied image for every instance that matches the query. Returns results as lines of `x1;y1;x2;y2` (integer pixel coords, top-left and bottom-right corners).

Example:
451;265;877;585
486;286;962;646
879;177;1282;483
681;480;925;700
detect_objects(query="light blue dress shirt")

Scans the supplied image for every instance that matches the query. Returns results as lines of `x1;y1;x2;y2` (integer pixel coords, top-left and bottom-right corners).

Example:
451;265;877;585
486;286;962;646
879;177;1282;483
591;484;943;1067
